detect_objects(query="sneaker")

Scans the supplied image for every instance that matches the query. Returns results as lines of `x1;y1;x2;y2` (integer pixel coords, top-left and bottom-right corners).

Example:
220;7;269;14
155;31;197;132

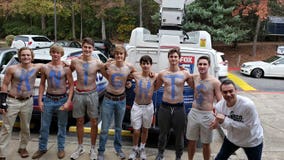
90;148;97;160
97;152;104;160
128;148;138;160
155;153;164;160
70;146;85;160
116;150;126;159
140;148;147;160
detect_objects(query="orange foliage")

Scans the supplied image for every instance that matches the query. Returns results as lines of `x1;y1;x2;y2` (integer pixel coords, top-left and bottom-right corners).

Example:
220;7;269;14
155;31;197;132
232;0;268;21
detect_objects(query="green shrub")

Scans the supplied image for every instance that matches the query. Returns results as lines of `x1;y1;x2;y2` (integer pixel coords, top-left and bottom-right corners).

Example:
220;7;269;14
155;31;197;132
5;35;15;46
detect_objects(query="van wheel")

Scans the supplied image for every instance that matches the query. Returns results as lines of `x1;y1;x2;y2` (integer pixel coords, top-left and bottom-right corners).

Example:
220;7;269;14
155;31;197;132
251;68;263;78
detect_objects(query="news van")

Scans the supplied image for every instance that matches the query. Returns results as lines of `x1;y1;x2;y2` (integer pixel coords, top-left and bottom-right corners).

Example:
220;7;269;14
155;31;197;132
123;0;221;132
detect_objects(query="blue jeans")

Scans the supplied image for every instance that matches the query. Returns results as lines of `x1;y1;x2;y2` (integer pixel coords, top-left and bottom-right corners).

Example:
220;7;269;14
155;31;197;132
98;97;126;153
215;137;263;160
38;96;68;151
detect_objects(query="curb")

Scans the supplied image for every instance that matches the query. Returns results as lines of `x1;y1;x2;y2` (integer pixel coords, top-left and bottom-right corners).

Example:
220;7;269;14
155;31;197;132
68;126;132;137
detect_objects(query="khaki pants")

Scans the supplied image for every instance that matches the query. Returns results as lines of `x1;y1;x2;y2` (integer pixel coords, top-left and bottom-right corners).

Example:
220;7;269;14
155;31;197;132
0;97;33;157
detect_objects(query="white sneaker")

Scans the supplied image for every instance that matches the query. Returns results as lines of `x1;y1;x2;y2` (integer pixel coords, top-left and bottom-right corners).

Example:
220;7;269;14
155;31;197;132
128;148;138;160
70;145;85;160
90;148;97;160
140;148;147;160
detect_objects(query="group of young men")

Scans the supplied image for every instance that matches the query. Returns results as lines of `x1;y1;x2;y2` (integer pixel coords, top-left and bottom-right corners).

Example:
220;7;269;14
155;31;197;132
0;37;263;160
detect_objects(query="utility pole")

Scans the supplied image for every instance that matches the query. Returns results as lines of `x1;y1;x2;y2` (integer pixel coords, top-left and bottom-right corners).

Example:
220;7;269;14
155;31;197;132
139;0;143;27
54;0;57;41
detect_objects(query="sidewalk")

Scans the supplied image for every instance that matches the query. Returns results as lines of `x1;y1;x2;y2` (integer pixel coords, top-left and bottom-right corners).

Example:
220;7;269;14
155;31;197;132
5;129;229;160
2;92;284;160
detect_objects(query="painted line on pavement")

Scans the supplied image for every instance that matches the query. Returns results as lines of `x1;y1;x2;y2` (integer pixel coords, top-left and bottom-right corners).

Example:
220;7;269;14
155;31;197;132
228;73;256;91
68;121;132;137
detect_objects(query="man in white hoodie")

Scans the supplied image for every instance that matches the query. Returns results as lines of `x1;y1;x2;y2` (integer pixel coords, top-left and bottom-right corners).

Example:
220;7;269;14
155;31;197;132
211;79;263;160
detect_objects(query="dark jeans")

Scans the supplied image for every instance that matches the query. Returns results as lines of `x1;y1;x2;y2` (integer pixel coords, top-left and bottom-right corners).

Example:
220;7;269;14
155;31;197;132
215;137;263;160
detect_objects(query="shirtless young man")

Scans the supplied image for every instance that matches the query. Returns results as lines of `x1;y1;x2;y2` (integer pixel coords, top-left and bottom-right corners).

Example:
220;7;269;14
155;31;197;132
128;55;157;160
70;37;106;160
186;56;222;160
154;48;192;160
32;45;74;159
0;47;42;160
97;46;136;160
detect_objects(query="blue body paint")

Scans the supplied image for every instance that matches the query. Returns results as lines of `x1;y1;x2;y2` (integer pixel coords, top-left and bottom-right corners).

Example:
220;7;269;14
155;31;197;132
138;79;151;99
49;70;61;88
164;74;184;99
196;83;206;105
83;63;89;85
17;69;36;92
110;73;124;89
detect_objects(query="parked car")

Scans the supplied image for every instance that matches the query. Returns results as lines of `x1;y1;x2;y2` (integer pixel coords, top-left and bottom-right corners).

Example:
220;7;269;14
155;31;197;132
10;35;54;49
0;47;108;127
277;45;284;55
240;55;284;78
94;40;115;58
216;52;228;79
0;48;17;72
54;40;81;48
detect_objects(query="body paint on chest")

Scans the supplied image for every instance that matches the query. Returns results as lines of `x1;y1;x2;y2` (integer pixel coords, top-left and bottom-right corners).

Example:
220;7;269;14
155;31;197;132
110;73;124;89
49;70;61;88
138;79;151;99
196;83;207;105
164;74;184;99
17;69;36;92
83;63;89;85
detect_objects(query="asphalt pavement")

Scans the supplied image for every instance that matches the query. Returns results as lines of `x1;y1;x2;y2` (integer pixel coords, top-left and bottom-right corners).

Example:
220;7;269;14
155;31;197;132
1;92;284;160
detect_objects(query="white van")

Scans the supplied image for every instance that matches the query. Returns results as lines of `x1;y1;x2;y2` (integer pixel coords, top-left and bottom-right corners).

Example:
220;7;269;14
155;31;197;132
124;27;220;132
123;0;222;133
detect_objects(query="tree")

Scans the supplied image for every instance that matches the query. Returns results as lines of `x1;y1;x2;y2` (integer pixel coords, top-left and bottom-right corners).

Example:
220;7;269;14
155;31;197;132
232;0;269;56
59;0;80;40
91;0;124;40
183;0;250;45
11;0;55;32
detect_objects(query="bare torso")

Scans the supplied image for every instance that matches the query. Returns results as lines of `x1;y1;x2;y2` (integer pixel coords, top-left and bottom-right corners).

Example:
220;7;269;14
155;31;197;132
159;69;191;104
105;61;134;95
192;75;220;111
133;72;157;105
43;62;70;94
8;64;42;97
71;57;103;90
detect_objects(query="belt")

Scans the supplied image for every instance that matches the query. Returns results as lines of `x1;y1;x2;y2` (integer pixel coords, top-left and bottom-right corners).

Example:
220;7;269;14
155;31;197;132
46;93;67;101
8;94;32;101
104;92;125;101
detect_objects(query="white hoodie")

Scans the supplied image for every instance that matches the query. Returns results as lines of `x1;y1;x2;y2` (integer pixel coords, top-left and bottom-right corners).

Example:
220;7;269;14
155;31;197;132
215;95;263;147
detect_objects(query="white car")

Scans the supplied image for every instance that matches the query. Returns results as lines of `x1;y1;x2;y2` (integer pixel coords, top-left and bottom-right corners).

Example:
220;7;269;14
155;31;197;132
240;55;284;78
10;35;54;49
216;52;228;79
277;46;284;55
